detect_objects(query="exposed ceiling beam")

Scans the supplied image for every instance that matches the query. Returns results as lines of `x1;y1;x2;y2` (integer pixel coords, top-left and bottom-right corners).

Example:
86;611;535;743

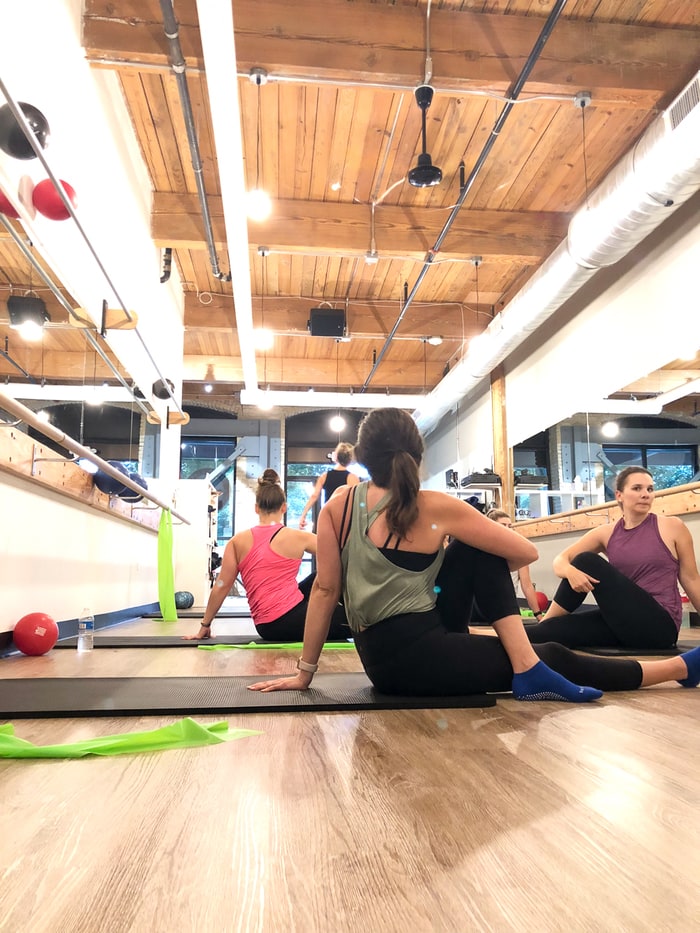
152;193;568;262
184;296;485;340
83;0;700;107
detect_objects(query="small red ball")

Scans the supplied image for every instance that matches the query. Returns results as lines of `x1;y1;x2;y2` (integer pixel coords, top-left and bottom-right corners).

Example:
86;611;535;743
535;591;549;612
0;189;19;218
13;612;59;656
32;178;77;221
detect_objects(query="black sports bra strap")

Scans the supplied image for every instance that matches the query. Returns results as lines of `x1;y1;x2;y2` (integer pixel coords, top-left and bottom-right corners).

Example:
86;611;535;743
339;485;356;550
269;526;284;543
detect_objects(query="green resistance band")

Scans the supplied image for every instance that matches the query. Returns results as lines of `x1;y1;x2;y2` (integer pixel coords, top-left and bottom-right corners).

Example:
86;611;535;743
0;718;261;760
198;641;357;651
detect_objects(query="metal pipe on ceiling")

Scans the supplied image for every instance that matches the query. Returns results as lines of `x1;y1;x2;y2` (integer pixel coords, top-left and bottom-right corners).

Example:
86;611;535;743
159;0;231;284
360;0;570;392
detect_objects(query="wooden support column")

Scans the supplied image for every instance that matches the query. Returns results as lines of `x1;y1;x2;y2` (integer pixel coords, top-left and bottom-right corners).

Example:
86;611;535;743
491;364;513;515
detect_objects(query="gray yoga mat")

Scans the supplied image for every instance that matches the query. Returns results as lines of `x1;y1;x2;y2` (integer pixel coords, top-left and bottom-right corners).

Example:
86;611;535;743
0;674;496;717
54;634;263;648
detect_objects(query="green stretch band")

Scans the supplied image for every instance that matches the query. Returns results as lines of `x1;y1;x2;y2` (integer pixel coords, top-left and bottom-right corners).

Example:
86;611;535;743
158;509;178;622
198;641;357;651
0;718;261;760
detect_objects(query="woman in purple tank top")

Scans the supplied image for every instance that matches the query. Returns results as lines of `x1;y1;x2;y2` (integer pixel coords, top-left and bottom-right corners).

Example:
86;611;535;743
530;467;700;649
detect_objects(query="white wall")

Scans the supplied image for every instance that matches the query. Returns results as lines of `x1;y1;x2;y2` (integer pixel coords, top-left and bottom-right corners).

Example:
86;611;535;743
0;472;158;633
505;202;700;446
422;386;493;490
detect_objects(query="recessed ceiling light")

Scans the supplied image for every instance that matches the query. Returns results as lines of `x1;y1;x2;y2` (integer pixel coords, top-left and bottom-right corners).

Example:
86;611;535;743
426;335;443;346
330;181;341;191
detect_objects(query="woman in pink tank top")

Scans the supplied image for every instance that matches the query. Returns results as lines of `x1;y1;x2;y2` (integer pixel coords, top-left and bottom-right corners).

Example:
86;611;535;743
530;467;700;649
184;469;349;642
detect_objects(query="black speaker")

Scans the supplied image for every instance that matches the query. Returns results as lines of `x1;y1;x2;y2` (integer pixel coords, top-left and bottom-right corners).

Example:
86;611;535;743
308;308;345;337
7;295;49;326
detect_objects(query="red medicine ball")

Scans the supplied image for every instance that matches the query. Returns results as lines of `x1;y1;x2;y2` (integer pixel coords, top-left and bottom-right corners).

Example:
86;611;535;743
535;591;550;613
13;612;59;656
32;178;77;221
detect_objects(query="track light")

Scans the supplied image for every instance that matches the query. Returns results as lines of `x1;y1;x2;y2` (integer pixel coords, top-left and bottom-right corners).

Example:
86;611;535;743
408;85;442;188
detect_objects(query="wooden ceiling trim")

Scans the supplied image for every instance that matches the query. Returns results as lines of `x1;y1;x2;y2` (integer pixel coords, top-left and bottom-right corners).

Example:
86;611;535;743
84;2;700;106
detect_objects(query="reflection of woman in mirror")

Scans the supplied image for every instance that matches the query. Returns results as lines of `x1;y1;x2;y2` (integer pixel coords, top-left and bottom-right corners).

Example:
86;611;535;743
250;410;700;702
184;469;349;642
486;509;545;619
530;467;700;649
298;442;359;528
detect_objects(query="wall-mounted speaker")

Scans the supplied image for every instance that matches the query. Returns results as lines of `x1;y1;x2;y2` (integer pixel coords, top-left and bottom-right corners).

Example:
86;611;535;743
308;308;345;337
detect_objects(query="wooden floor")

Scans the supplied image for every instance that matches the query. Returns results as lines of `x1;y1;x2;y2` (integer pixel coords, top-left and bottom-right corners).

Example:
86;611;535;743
2;611;700;933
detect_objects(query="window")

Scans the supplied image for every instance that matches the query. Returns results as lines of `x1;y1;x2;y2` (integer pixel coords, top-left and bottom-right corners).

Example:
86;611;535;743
180;437;237;541
602;445;697;499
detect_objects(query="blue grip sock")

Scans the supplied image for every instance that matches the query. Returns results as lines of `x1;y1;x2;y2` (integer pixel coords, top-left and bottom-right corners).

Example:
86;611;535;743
512;660;603;703
677;646;700;688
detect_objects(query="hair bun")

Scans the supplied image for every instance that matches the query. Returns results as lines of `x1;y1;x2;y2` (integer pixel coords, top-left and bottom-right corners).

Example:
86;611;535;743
258;468;281;487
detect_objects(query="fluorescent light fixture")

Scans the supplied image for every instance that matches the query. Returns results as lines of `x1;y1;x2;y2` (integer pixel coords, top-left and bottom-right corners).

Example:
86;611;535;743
241;388;424;410
2;383;134;402
196;0;258;391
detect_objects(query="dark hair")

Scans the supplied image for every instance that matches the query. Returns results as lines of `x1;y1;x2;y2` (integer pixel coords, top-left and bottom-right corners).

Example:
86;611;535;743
615;466;653;493
256;468;286;513
334;442;354;467
354;408;423;538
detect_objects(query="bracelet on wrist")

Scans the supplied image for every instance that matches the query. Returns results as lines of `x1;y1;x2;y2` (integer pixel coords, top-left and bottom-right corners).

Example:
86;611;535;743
296;658;318;674
201;622;212;628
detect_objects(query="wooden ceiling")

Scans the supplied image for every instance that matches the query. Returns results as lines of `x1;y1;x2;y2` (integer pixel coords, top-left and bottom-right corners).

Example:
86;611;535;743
1;0;699;416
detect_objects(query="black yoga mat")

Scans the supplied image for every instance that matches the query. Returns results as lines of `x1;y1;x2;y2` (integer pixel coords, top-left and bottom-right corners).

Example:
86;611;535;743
54;634;263;648
0;674;496;718
578;640;696;657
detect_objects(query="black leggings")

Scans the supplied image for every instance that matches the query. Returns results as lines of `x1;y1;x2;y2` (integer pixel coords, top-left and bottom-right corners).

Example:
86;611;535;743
528;552;678;650
353;541;642;696
254;572;350;642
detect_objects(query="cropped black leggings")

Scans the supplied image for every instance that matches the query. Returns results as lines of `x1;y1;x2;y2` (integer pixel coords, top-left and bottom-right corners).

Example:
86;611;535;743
528;552;678;649
353;541;642;696
255;573;350;642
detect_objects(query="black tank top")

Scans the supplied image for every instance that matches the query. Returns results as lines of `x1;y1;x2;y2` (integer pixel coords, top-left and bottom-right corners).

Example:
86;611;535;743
323;469;351;501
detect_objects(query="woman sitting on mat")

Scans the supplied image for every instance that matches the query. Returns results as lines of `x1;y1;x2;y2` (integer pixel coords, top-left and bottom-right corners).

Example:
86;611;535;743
184;469;350;643
250;408;700;700
298;442;359;528
528;466;700;651
487;508;546;620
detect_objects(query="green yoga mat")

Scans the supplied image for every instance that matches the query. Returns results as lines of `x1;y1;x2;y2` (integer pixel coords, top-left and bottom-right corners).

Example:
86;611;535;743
0;718;261;759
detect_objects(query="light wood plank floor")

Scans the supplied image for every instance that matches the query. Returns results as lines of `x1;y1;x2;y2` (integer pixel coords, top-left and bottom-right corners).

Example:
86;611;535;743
2;616;700;933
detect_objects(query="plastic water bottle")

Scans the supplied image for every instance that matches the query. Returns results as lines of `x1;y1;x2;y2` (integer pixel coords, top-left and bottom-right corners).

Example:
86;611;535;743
77;608;94;653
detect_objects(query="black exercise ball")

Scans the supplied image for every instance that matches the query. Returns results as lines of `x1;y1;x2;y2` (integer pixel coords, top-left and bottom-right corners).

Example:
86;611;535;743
94;460;130;497
175;591;195;610
0;102;50;160
152;378;175;400
118;471;148;502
